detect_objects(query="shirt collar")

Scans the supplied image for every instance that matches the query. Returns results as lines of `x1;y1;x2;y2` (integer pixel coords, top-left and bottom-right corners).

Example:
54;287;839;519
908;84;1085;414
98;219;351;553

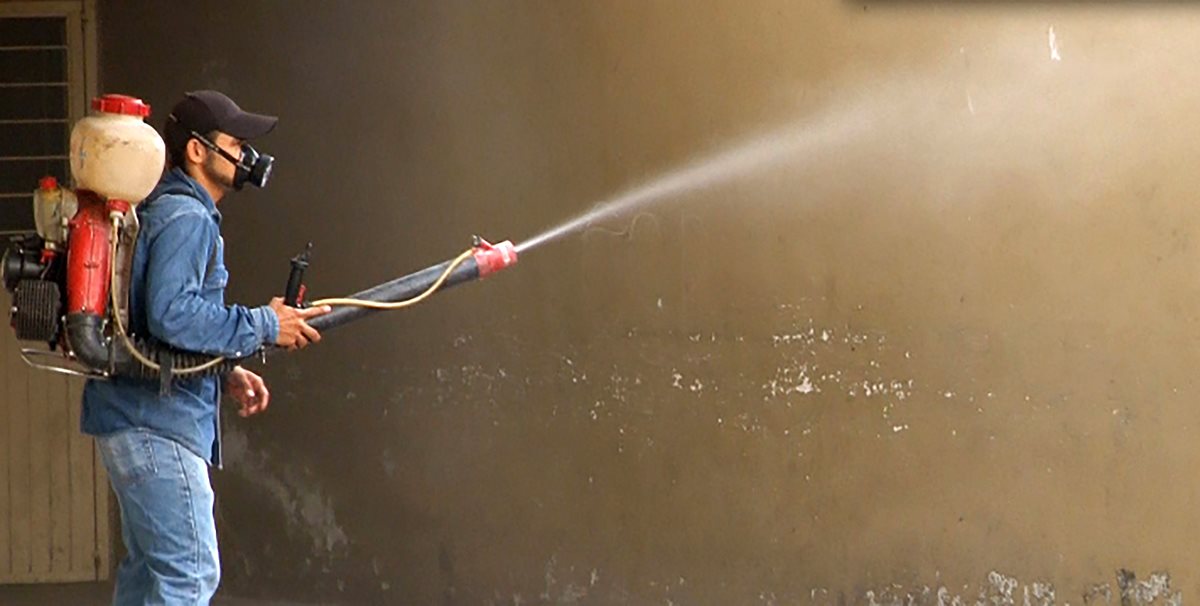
167;166;222;223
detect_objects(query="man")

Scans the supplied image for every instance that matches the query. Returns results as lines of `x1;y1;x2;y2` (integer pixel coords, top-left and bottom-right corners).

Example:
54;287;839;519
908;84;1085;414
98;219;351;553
81;90;330;605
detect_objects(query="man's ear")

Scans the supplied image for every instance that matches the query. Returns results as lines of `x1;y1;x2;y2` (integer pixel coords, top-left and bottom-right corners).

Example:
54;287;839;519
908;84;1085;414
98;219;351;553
185;137;208;165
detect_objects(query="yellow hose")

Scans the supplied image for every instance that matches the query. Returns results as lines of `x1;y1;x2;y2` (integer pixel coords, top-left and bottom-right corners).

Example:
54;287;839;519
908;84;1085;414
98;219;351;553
308;249;474;309
110;215;227;374
108;222;474;374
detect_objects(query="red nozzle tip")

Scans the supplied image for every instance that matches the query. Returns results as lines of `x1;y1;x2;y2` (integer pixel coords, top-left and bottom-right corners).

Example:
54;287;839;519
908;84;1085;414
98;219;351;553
473;239;518;277
39;176;58;191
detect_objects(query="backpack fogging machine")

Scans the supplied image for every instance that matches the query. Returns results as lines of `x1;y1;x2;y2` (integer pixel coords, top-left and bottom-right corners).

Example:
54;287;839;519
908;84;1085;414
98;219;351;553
1;94;518;387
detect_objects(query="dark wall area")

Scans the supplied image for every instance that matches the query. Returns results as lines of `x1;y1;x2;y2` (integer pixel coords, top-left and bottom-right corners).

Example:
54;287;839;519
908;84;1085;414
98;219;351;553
99;2;1200;604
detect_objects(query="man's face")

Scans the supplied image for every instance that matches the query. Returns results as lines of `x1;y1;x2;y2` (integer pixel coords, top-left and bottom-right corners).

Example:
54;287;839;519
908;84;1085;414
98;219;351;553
200;132;243;193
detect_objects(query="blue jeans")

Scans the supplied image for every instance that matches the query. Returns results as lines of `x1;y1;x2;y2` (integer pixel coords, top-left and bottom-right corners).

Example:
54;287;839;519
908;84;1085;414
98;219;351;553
97;430;220;605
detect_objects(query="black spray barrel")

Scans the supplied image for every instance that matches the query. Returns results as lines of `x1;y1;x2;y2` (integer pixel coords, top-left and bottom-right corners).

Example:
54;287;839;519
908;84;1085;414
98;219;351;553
307;239;518;333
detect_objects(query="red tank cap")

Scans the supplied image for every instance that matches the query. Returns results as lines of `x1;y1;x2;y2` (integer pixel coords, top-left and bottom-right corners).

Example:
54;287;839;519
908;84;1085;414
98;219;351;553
38;176;58;191
91;94;151;117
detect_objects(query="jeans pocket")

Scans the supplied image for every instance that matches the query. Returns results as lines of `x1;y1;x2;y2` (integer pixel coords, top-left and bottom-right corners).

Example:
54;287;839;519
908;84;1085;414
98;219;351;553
97;430;158;488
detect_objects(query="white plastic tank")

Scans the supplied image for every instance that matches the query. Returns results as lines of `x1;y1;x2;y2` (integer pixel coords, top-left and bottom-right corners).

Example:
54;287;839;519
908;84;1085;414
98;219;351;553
69;94;165;205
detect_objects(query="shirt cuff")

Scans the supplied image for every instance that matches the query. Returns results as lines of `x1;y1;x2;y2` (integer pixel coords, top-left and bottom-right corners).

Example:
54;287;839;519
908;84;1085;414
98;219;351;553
252;305;280;345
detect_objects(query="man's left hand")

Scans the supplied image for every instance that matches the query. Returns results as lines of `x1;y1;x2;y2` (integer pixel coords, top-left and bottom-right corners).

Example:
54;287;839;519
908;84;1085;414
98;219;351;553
227;366;270;417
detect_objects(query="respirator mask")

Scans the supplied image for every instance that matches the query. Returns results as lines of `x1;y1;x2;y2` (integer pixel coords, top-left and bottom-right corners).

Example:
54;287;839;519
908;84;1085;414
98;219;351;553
190;129;274;190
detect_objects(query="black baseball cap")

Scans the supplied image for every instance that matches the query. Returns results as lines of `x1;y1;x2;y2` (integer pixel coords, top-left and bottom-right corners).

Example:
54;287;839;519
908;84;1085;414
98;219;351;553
164;90;277;150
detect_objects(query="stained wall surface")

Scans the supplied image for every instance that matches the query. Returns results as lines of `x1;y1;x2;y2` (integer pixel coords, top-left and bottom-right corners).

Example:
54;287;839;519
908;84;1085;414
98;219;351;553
99;2;1200;604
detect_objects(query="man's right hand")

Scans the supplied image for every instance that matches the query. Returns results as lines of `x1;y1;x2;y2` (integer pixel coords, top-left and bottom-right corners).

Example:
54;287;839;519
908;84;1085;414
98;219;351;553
268;297;332;350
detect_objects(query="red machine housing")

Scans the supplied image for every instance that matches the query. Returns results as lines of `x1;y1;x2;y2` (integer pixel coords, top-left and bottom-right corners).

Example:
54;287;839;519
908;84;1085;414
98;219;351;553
65;190;126;316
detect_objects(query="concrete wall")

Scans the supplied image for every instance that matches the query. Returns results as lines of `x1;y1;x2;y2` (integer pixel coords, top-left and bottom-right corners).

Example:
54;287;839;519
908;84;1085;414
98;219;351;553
99;2;1200;604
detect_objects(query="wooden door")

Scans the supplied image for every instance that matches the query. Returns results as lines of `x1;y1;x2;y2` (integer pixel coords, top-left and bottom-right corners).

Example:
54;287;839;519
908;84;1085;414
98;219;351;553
0;290;110;583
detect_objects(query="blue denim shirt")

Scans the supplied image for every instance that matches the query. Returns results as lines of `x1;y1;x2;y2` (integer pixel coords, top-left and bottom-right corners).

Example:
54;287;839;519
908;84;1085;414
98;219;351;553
81;168;279;466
